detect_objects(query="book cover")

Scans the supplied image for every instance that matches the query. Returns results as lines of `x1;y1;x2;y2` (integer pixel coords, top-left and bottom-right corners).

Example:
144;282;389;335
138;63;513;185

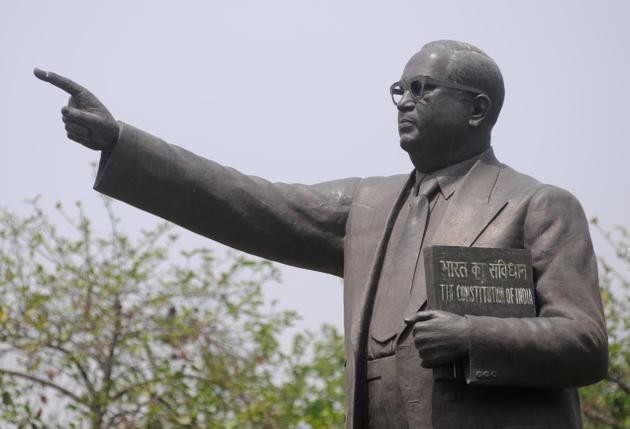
422;245;535;380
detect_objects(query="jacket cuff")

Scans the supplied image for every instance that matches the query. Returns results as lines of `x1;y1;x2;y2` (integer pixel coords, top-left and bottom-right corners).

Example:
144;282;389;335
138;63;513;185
465;315;503;386
95;121;124;187
94;121;149;192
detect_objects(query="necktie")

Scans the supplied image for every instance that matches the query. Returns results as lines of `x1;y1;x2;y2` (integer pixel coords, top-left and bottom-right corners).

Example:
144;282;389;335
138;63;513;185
370;176;440;342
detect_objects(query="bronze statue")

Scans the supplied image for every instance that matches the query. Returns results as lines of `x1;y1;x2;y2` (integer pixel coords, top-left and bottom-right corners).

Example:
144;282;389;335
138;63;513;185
35;40;607;428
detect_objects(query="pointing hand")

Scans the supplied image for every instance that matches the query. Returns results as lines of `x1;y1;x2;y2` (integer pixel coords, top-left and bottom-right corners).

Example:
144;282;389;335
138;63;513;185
34;68;119;151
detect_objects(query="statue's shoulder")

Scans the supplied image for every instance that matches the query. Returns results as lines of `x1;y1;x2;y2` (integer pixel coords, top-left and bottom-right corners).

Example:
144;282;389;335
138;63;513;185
350;173;411;211
495;162;543;194
358;173;410;189
493;160;583;211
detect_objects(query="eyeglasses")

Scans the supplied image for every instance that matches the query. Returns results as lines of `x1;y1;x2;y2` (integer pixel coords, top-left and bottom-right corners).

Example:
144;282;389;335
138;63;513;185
389;75;487;106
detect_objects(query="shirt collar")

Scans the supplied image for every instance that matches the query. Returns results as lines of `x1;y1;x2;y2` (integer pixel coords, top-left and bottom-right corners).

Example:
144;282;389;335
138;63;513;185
414;148;490;199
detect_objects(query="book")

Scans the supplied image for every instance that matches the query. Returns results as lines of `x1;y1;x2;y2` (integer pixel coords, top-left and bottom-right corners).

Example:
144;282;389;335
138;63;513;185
422;245;536;381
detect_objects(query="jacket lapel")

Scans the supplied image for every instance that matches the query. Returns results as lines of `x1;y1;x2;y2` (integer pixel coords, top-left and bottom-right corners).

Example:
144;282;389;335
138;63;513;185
432;151;506;247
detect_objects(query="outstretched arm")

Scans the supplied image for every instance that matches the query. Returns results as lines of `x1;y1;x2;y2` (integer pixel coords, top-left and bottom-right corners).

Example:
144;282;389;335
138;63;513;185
95;123;359;275
34;69;359;276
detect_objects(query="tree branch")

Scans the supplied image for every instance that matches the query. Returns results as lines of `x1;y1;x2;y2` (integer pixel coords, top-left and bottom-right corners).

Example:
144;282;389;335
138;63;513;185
606;372;630;395
105;399;148;428
102;295;123;396
46;342;95;396
0;367;85;405
109;373;219;402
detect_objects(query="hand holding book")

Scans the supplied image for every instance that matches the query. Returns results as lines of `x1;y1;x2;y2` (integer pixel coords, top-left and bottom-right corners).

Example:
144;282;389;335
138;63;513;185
419;246;536;381
404;310;472;368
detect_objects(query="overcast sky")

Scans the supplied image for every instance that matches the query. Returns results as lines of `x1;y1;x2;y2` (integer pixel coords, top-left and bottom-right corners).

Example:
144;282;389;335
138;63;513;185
2;1;629;334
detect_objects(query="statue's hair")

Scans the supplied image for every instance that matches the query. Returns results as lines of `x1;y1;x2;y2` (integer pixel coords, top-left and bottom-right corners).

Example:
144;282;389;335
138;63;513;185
424;40;505;126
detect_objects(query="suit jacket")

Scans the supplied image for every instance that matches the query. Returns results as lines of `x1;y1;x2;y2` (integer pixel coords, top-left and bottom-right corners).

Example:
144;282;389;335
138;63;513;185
95;123;608;429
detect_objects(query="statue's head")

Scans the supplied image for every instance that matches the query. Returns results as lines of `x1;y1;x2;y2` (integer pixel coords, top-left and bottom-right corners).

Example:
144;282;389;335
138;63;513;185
391;40;504;172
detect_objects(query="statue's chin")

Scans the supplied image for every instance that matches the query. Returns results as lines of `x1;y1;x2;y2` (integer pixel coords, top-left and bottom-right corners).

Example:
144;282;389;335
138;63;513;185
399;135;421;154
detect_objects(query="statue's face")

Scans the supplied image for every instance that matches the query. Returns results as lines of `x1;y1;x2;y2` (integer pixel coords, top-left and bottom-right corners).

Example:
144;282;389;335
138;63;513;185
397;47;475;172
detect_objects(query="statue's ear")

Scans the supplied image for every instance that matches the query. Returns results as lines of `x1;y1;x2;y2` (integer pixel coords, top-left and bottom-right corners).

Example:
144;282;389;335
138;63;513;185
469;94;491;128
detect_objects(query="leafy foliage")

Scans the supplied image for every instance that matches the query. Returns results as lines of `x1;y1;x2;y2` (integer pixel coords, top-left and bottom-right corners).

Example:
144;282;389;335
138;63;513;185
580;220;630;429
2;196;628;428
0;198;345;428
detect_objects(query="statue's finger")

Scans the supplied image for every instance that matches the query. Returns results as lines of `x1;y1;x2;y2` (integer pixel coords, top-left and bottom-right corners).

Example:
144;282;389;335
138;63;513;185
61;106;101;129
404;311;435;325
67;132;101;150
34;68;87;96
64;122;90;137
67;132;89;145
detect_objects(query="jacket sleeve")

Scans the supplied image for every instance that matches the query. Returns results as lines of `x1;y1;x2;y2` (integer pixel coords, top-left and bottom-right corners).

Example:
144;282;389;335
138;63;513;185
94;122;360;277
465;185;608;387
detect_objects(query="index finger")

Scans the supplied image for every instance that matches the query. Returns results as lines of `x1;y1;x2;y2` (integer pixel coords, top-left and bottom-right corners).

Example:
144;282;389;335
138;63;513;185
33;68;86;96
404;311;436;325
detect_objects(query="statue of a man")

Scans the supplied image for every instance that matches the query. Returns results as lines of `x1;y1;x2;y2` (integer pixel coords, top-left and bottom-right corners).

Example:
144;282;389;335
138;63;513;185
35;40;607;429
